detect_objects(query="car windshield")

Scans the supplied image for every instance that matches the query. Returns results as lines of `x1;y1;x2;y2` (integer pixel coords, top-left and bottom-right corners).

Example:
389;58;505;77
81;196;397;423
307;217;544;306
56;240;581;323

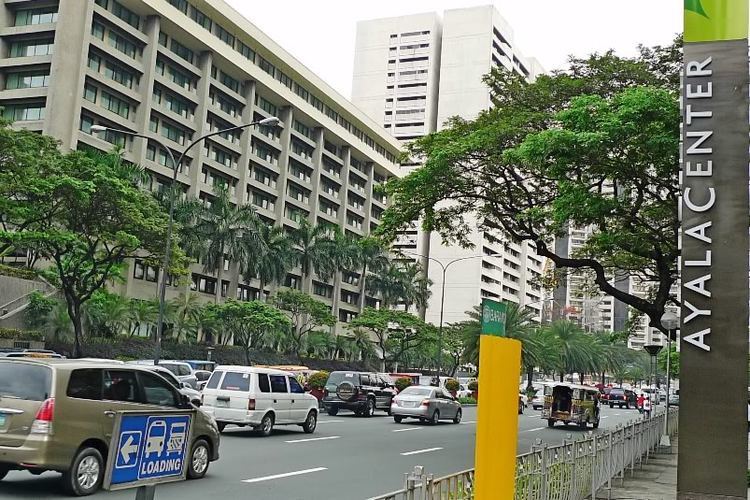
399;387;433;397
0;363;52;400
327;372;358;386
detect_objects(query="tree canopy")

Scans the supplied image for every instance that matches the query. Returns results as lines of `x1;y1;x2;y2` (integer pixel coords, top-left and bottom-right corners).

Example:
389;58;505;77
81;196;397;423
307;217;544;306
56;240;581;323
378;40;681;333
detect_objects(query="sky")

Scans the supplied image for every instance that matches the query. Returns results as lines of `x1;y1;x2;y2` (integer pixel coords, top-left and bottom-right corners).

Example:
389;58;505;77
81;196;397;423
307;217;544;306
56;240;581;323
225;0;682;100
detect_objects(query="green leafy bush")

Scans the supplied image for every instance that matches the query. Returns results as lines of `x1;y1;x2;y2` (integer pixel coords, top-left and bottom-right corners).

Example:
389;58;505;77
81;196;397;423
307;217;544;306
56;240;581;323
0;328;44;341
468;380;478;391
395;377;412;392
458;397;477;405
0;264;37;280
25;291;57;329
308;371;329;390
445;378;460;392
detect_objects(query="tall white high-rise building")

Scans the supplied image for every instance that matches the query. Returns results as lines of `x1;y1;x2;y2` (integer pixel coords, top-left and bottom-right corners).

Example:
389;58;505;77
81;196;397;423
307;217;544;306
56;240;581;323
352;5;547;326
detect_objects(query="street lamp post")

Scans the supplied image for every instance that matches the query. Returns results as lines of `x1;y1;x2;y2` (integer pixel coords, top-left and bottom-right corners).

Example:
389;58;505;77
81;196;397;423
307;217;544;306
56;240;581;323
643;343;662;416
660;311;679;447
92;116;280;363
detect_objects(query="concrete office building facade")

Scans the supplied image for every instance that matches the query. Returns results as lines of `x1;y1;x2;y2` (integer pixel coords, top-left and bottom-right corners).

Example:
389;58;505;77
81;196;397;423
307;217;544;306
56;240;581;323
352;5;547;325
0;0;402;330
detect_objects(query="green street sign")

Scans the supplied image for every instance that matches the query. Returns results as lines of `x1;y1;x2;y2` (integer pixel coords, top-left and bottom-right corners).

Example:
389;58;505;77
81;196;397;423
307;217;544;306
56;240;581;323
481;299;507;337
685;0;748;42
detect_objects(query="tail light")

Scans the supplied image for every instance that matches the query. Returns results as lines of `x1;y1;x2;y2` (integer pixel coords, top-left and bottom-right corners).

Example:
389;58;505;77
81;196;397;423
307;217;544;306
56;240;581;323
31;398;55;434
248;398;256;411
421;399;430;407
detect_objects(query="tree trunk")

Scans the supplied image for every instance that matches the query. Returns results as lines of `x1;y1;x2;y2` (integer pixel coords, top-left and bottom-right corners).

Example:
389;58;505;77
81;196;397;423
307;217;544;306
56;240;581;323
358;263;368;313
559;372;564;383
244;346;251;366
600;372;605;385
526;367;534;391
69;300;84;359
215;244;225;304
259;279;266;302
579;372;585;385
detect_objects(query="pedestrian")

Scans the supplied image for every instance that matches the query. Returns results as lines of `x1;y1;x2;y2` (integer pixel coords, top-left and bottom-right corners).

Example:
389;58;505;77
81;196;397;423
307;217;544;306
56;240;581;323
637;393;645;414
643;396;652;419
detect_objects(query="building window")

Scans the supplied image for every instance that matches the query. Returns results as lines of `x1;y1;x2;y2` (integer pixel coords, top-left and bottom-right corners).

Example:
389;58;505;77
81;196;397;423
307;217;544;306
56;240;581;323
284;274;301;290
170;39;193;64
105;61;136;88
112;0;140;29
100;91;131;119
108;30;139;59
214;24;234;46
2;103;45;121
167;0;189;13
160;120;187;145
189;5;212;30
8;39;55;57
133;260;145;279
219;71;240;93
14;7;58;26
83;83;98;102
313;282;333;299
237;41;255;62
255;95;277;116
5;70;50;89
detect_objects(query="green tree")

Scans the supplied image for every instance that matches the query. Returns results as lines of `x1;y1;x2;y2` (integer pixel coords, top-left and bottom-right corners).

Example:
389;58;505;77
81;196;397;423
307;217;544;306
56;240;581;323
211;299;290;365
24;291;57;330
288;220;337;294
542;320;597;382
348;308;433;372
348;329;375;362
127;298;158;337
83;290;130;338
185;186;262;303
246;224;294;301
657;345;679;379
273;289;336;361
353;236;389;312
397;261;433;312
378;41;681;334
1;149;180;357
306;330;335;358
167;292;204;343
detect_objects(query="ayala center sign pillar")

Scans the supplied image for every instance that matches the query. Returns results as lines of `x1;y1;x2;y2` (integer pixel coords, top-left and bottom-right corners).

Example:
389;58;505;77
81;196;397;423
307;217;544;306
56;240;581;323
680;1;749;498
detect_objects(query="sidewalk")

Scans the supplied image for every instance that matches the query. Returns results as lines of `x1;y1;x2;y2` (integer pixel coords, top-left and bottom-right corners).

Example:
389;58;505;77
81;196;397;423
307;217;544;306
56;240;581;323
595;438;677;500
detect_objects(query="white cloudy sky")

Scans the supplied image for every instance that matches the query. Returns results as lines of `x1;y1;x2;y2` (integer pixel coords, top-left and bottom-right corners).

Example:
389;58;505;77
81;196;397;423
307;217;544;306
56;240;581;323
225;0;682;99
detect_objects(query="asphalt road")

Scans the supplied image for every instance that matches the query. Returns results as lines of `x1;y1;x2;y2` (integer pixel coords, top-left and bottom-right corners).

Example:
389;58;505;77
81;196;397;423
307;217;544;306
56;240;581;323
0;405;642;500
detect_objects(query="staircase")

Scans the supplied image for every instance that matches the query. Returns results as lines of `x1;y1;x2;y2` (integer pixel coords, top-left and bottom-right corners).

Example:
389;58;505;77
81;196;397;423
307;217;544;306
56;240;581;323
0;274;57;330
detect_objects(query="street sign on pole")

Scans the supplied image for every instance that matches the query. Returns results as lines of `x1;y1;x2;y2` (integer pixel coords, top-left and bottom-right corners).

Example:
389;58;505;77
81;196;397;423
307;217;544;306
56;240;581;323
103;411;194;491
680;1;749;498
474;299;520;499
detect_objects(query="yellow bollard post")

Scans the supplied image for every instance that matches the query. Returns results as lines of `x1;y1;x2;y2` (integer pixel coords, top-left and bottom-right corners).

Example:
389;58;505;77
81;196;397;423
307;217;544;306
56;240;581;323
474;299;522;500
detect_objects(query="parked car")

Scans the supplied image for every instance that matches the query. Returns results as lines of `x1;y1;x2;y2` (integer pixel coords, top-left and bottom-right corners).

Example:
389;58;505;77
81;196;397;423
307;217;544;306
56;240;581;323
323;371;394;417
144;365;202;407
183;360;216;372
0;350;64;359
456;384;472;399
201;366;319;436
0;358;220;496
126;360;198;389
391;386;462;424
194;369;212;390
607;387;636;409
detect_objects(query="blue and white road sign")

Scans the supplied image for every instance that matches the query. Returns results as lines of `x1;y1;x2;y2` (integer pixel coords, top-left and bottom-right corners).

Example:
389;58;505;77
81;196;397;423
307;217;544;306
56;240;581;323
109;413;192;487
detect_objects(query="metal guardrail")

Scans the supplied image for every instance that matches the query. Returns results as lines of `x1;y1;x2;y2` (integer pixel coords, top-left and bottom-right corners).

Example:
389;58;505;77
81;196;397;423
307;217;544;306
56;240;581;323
368;408;678;500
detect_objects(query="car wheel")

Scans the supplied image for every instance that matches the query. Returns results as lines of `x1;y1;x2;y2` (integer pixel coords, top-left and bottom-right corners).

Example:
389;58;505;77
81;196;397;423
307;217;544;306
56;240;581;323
579;421;587;429
217;422;226;433
518;402;524;415
257;413;274;437
326;407;339;416
394;415;404;423
453;409;462;424
609;403;614;409
547;419;555;428
62;447;104;496
620;404;624;409
364;398;376;418
430;410;440;425
302;410;317;434
187;439;210;479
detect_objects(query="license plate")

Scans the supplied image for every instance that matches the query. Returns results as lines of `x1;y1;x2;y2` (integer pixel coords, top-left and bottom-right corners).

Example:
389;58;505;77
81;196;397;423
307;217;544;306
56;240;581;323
0;414;6;426
404;402;418;408
215;400;229;408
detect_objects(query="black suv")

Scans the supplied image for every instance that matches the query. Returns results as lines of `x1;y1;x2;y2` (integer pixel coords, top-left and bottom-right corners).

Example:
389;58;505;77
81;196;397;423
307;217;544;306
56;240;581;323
608;387;636;409
323;371;395;417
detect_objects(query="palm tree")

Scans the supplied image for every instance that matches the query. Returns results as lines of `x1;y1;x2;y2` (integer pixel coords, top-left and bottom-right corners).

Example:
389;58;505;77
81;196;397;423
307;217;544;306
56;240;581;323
246;224;294;301
43;301;73;342
349;329;374;361
398;261;432;312
353;237;389;312
168;292;204;343
543;320;596;382
366;260;406;309
288;219;337;293
185;186;263;303
328;231;360;316
128;299;158;337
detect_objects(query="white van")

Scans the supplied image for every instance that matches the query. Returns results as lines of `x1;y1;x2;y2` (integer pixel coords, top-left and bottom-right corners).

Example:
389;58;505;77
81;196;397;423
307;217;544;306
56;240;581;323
201;366;319;436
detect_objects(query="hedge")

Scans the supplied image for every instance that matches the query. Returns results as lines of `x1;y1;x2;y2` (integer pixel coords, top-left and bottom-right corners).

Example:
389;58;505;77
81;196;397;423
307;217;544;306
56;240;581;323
46;336;375;372
0;264;38;281
0;328;44;341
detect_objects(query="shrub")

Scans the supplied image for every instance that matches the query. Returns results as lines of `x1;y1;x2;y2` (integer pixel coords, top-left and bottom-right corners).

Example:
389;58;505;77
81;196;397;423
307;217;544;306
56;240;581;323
308;371;329;390
395;377;412;392
0;328;44;341
25;291;57;329
445;378;460;392
458;397;477;405
0;264;37;281
468;380;478;391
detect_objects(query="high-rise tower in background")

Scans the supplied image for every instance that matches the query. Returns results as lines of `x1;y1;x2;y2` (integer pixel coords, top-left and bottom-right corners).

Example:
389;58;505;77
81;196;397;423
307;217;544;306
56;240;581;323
352;5;548;326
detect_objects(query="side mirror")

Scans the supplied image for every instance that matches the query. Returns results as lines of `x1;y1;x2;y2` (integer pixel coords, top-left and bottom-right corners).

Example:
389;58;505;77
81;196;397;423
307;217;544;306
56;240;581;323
180;393;192;409
181;381;189;389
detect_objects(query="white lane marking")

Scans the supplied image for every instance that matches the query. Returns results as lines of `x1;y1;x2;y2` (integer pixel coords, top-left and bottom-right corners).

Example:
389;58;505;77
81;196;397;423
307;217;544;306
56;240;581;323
524;427;546;432
613;413;621;416
601;416;609;419
242;467;328;483
401;447;443;456
460;420;477;425
285;436;341;444
317;420;344;424
392;427;423;433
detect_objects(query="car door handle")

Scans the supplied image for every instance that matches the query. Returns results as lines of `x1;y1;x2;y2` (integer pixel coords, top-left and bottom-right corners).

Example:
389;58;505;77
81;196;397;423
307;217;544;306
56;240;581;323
291;399;295;403
104;411;116;418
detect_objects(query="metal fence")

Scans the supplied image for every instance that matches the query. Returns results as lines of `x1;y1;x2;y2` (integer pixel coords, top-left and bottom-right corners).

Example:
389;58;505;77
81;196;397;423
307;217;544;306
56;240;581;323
368;408;678;500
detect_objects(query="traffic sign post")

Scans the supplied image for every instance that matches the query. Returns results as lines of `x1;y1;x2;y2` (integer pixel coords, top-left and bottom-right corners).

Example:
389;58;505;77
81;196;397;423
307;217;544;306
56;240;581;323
474;299;521;500
103;410;195;492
